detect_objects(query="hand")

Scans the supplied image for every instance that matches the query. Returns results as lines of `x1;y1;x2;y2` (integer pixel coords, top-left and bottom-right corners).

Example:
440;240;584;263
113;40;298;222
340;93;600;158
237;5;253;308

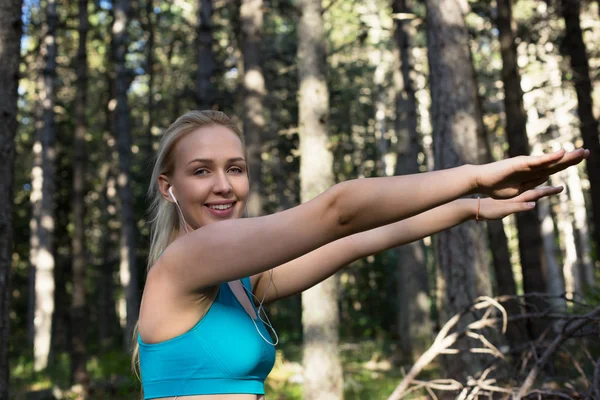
474;148;589;199
476;185;563;221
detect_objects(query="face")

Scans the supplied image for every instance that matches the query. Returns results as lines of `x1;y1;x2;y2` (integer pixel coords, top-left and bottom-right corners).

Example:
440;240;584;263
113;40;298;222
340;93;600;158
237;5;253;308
160;125;249;230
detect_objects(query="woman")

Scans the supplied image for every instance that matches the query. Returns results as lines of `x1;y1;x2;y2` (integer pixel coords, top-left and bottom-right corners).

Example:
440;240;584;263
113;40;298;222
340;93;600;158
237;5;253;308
134;110;588;399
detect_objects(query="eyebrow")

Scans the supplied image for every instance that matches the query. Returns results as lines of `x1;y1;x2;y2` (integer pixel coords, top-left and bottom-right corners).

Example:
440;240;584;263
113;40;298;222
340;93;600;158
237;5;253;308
186;157;247;166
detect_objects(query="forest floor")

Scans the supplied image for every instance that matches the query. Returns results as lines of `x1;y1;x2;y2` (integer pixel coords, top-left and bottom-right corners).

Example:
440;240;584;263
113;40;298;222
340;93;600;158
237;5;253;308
9;340;436;400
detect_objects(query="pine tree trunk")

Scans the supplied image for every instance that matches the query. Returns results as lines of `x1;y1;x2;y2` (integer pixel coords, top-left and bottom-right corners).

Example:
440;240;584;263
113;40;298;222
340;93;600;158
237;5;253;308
566;164;594;288
31;0;59;371
426;0;492;378
0;0;22;396
71;0;88;386
111;0;139;349
99;166;119;348
392;0;431;361
298;0;343;398
97;85;119;348
241;0;265;217
196;0;214;109
538;195;566;312
144;0;155;164
496;0;548;339
559;0;600;257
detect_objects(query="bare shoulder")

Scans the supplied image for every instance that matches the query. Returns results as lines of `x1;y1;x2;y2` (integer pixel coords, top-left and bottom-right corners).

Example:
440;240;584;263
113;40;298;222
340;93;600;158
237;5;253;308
138;263;218;344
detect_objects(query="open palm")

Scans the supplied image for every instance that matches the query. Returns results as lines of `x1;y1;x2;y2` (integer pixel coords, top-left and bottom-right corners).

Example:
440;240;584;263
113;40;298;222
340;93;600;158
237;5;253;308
475;148;589;199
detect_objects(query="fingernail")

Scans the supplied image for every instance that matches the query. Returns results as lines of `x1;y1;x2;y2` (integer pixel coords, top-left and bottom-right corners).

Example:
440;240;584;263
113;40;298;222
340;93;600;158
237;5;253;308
528;202;536;207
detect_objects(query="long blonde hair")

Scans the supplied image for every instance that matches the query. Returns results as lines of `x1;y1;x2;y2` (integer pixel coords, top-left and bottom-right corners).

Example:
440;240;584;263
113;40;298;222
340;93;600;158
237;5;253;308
131;110;246;396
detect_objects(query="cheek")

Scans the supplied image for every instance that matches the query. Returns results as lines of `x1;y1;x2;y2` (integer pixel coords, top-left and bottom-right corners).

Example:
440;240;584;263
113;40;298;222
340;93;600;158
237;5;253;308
237;178;250;199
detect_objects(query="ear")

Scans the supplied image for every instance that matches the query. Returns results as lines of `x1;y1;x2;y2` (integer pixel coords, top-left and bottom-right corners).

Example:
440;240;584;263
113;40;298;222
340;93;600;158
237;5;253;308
158;174;175;204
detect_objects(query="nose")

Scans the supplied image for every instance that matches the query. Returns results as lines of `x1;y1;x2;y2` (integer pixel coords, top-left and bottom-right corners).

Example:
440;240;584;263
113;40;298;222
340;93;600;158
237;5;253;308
213;171;233;195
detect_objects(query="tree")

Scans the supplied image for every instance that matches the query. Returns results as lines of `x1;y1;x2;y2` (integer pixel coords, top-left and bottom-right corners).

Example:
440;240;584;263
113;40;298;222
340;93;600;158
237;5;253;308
425;0;492;377
30;0;59;371
241;0;266;217
559;0;600;255
71;0;89;386
0;0;22;396
496;0;548;339
111;0;139;349
196;0;214;109
298;0;343;398
391;0;432;360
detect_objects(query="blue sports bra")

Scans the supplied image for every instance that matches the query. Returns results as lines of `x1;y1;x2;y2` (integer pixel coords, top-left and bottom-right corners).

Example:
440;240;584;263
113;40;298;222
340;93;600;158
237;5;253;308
138;277;276;399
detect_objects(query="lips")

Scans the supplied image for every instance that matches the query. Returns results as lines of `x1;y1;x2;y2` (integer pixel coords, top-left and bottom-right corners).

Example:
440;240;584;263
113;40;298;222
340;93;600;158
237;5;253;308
204;201;236;218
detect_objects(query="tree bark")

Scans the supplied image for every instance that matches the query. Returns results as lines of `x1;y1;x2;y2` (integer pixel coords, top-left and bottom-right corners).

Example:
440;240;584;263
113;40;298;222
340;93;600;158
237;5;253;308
559;0;600;258
111;0;139;350
426;0;492;378
0;0;22;397
298;0;343;398
143;0;156;166
31;0;59;372
392;0;431;362
554;171;582;298
196;0;214;109
71;0;89;386
496;0;548;339
241;0;265;217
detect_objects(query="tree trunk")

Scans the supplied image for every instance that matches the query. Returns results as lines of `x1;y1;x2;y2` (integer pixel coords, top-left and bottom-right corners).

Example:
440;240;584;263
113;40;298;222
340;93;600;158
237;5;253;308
554;172;582;298
559;0;600;258
196;0;214;109
31;0;59;371
392;0;431;362
144;0;156;166
71;0;88;386
496;0;548;339
0;0;22;397
97;74;119;348
111;0;139;350
538;194;566;313
567;163;594;288
426;0;492;378
298;0;343;398
241;0;265;217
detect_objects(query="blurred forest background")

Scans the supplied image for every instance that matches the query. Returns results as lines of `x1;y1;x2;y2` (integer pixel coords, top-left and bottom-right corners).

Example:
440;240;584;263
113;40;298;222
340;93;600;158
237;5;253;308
1;0;600;398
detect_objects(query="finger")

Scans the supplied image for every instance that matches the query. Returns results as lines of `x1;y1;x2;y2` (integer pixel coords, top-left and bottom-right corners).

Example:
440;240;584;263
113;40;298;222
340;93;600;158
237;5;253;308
516;186;563;202
528;148;587;172
526;149;566;169
544;149;588;175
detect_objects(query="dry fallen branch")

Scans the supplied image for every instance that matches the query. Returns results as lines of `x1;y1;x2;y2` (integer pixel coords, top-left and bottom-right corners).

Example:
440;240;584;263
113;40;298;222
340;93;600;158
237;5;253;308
387;297;508;400
387;295;600;400
517;305;600;398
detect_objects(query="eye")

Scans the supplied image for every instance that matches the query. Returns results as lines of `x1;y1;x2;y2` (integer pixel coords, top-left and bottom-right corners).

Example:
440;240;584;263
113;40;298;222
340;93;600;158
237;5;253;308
229;166;244;174
194;168;209;176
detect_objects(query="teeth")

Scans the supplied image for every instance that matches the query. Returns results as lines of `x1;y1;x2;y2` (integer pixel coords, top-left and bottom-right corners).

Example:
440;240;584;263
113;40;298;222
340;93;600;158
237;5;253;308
209;204;233;210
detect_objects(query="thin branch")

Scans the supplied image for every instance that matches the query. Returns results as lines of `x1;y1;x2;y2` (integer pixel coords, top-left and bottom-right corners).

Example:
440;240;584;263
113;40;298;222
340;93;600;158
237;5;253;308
517;305;600;398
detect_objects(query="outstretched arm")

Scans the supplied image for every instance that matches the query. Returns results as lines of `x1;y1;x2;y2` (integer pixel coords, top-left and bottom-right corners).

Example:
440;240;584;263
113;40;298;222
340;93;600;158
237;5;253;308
252;185;563;303
160;148;586;294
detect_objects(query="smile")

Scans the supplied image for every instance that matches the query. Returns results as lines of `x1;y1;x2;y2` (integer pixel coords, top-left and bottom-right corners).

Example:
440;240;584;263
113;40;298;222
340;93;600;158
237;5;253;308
204;202;236;218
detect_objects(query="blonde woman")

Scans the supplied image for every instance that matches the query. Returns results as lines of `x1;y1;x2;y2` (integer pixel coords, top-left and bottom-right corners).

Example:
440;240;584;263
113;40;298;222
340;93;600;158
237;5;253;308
134;110;588;399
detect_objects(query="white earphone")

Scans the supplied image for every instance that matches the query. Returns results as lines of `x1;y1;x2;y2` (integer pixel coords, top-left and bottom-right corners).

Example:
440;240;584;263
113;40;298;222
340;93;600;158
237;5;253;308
169;186;189;233
168;186;178;203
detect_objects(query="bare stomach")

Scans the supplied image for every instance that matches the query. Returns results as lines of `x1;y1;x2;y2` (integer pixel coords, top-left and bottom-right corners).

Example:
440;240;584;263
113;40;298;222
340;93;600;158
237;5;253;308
154;395;264;400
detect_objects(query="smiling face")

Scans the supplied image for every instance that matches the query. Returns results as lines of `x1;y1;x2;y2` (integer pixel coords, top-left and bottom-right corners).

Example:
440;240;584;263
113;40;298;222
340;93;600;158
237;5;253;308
159;124;249;231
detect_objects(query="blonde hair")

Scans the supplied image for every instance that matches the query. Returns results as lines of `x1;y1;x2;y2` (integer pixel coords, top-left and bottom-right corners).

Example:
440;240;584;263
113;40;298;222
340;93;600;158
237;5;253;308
132;110;246;397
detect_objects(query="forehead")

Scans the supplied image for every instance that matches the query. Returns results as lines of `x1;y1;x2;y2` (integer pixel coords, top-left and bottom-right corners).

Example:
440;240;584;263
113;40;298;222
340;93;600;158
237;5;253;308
174;125;244;164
